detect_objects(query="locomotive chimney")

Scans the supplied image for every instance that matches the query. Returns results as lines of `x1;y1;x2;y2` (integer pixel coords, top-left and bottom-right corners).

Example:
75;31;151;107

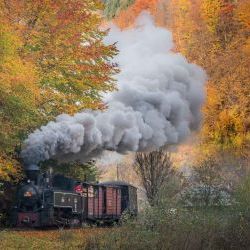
25;164;40;183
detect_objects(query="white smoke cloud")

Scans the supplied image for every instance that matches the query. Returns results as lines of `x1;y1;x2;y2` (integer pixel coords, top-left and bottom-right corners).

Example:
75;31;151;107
21;13;206;167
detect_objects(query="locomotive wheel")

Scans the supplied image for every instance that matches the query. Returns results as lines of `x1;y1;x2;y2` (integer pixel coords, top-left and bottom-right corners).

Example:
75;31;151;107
69;217;81;228
55;217;68;229
81;221;91;228
56;221;66;230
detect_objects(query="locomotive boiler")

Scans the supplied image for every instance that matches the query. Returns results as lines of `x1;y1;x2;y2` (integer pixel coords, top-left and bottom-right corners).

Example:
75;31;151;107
10;165;138;228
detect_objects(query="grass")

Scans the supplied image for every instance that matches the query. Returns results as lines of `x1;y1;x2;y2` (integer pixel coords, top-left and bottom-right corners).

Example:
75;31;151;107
83;207;250;250
1;208;250;250
0;228;109;250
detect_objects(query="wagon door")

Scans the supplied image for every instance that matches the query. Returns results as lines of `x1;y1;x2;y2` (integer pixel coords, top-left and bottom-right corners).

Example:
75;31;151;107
93;186;102;218
116;188;121;217
106;187;114;216
102;186;107;215
121;186;129;213
105;187;121;218
97;186;103;219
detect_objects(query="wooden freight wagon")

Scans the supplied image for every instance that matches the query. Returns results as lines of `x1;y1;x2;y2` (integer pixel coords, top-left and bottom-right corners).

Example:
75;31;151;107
82;183;122;221
99;181;138;216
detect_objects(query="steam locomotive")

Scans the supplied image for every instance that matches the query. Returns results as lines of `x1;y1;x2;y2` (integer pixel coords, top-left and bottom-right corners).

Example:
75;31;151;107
10;165;137;228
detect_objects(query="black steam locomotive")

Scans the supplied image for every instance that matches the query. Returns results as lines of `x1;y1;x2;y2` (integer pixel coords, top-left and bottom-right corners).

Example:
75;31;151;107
10;165;137;227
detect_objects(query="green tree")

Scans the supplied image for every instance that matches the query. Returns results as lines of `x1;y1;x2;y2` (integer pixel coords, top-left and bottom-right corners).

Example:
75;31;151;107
0;0;118;181
104;0;135;19
41;160;99;182
3;0;118;116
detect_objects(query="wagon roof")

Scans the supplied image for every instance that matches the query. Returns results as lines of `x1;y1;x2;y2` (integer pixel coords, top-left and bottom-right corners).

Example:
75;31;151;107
98;181;137;188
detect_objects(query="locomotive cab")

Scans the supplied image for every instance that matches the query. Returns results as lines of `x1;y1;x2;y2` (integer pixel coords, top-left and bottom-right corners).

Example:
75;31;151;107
11;165;54;227
13;181;41;227
18;181;41;212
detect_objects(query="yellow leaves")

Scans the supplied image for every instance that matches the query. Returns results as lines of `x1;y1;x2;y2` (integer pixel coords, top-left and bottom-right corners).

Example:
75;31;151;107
217;108;243;133
161;0;250;157
0;22;22;53
166;0;198;58
204;83;220;109
178;0;191;15
235;0;250;30
0;15;42;181
210;107;249;153
0;22;40;102
0;1;118;182
112;0;158;29
201;0;222;33
241;37;250;55
17;0;118;114
0;155;22;182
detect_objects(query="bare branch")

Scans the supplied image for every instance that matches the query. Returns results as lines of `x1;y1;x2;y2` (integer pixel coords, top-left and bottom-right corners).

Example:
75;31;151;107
133;148;173;205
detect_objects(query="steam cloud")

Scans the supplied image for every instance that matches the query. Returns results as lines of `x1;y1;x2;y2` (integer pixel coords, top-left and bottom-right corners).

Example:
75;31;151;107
21;13;206;167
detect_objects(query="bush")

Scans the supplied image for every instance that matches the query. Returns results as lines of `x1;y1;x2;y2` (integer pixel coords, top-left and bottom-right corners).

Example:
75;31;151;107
180;185;232;207
85;205;250;250
84;174;250;250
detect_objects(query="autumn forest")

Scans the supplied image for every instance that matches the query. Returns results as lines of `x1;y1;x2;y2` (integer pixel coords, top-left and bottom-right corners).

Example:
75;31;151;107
0;0;250;249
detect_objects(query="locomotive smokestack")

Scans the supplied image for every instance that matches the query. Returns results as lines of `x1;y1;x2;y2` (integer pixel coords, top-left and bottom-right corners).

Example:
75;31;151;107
25;164;40;183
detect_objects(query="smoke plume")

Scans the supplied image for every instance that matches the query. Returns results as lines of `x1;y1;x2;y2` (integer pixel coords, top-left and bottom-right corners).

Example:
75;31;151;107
21;13;206;167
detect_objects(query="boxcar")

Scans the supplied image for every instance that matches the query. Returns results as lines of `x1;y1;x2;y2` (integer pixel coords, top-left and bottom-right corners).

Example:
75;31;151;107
99;181;138;216
82;183;122;221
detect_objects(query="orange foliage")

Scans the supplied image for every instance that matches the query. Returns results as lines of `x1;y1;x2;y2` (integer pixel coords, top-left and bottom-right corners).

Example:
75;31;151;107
161;0;250;156
113;0;159;29
235;0;250;29
113;0;250;157
0;0;118;181
2;0;118;115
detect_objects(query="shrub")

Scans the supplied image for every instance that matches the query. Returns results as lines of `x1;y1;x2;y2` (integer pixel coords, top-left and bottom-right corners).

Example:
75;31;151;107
84;174;250;250
180;185;232;207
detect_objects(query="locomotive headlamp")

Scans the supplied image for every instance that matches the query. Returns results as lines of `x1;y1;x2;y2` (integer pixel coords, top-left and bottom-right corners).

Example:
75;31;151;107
24;191;33;197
